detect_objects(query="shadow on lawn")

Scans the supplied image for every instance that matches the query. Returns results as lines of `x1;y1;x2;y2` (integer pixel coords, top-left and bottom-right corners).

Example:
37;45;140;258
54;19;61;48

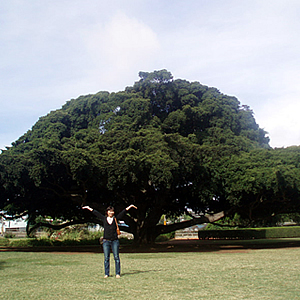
122;269;163;276
1;238;300;253
0;261;7;270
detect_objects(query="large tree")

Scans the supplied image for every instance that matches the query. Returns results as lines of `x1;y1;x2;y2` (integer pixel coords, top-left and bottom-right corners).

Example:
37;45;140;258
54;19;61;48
2;70;298;244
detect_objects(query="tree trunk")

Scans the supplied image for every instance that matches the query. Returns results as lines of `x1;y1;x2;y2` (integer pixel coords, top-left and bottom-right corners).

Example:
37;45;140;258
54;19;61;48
131;210;232;245
25;209;232;244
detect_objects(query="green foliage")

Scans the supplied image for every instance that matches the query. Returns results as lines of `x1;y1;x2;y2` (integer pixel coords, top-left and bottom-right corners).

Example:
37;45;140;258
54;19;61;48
1;233;134;247
0;237;10;246
198;226;300;240
218;147;300;223
155;231;175;242
50;224;103;241
273;213;300;225
5;237;83;247
206;213;247;230
4;233;16;238
8;238;54;247
2;69;298;244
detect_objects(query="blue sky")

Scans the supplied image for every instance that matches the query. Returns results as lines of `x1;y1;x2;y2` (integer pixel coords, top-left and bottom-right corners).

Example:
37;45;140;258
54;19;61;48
1;0;300;149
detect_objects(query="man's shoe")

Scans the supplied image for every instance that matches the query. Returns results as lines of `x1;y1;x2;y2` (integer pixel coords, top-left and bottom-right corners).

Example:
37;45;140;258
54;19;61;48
116;275;121;279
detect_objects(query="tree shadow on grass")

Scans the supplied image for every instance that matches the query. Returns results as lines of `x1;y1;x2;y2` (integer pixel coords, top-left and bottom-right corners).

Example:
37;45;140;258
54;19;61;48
1;238;300;253
122;269;163;276
0;261;7;270
156;238;300;252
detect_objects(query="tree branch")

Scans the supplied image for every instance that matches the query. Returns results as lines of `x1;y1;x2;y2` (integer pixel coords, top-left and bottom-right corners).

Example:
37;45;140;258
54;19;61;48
27;218;97;236
0;211;28;220
156;208;235;235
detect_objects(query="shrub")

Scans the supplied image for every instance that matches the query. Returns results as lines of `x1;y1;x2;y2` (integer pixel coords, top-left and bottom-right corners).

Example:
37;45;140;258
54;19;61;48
198;226;300;240
4;233;15;238
0;238;10;246
50;225;103;242
156;232;175;242
9;238;36;247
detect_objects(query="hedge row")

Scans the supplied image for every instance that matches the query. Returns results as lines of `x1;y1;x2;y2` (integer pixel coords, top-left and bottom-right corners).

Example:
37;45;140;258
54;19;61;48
0;237;101;247
198;226;300;240
0;236;134;248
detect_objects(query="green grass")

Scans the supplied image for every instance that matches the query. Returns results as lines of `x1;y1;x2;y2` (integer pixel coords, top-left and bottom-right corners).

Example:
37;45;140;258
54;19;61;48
1;247;300;300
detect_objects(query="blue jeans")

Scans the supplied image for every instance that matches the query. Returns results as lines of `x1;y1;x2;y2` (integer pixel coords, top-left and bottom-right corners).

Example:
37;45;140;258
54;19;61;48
102;239;120;276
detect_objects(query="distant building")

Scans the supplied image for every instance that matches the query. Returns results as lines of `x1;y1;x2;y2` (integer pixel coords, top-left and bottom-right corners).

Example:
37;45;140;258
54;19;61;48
0;216;27;237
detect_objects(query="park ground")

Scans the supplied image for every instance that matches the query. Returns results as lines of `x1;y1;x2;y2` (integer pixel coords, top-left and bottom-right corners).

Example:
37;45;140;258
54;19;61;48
1;237;300;253
1;238;300;300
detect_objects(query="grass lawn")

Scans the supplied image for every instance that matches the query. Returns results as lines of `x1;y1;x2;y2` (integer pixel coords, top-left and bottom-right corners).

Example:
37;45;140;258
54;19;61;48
1;247;299;300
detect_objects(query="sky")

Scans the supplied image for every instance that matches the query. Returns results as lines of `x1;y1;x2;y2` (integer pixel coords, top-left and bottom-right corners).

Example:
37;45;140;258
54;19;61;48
1;0;300;150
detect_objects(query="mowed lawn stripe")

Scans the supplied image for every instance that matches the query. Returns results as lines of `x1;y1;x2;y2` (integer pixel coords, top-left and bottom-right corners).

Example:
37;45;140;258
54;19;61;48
1;248;299;299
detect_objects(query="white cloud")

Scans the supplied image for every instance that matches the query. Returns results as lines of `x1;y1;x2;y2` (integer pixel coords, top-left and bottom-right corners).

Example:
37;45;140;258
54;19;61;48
257;98;300;148
1;0;300;149
0;5;163;148
157;0;300;149
103;12;160;65
83;12;161;91
255;68;300;148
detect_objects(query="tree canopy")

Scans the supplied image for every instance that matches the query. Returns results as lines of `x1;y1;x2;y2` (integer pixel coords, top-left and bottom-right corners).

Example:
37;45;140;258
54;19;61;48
1;70;299;243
